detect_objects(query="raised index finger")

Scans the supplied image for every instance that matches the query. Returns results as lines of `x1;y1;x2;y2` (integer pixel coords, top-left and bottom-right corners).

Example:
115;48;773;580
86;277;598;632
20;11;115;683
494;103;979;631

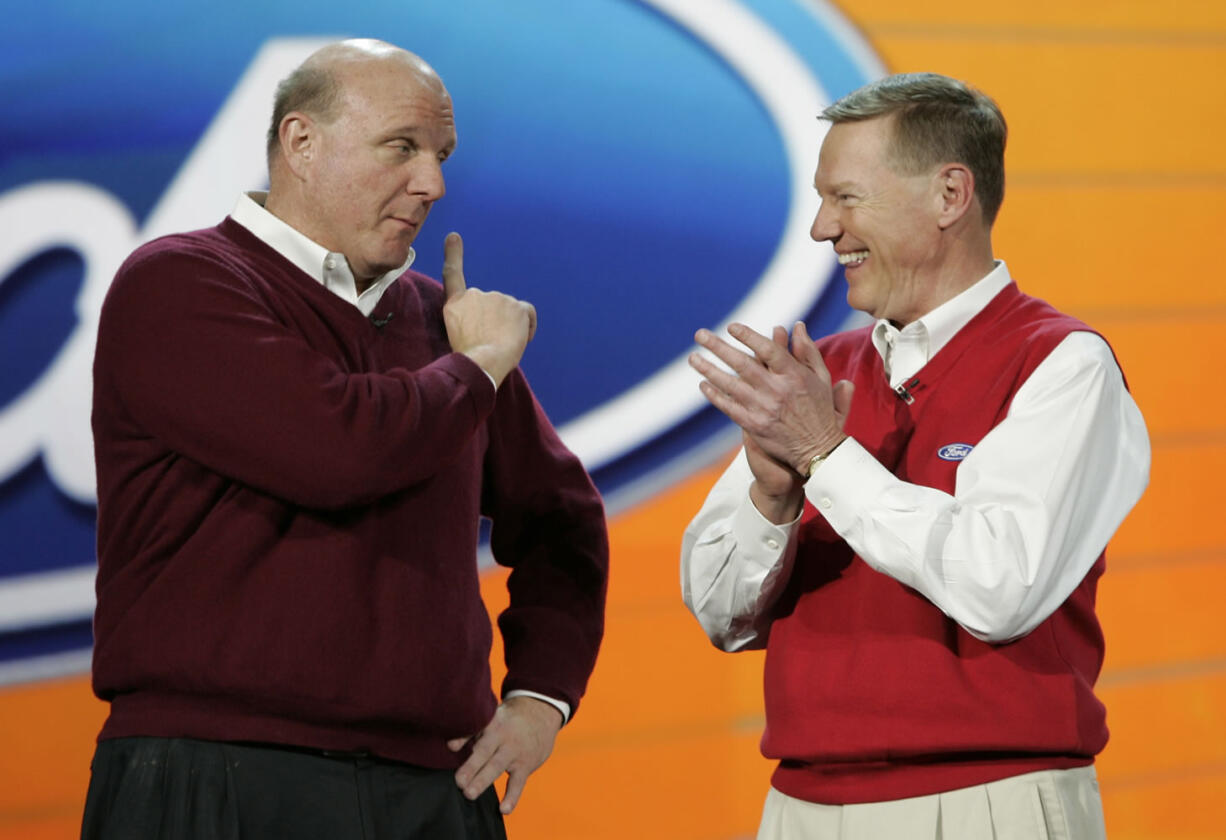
442;232;466;299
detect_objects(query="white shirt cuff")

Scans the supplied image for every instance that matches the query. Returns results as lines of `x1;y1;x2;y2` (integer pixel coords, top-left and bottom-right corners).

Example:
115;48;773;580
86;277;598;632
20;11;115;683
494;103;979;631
729;489;801;564
504;689;571;724
804;436;895;529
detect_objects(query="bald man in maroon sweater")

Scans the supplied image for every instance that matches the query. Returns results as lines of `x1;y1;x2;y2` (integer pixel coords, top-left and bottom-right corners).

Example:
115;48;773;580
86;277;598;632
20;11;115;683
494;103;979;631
83;39;608;840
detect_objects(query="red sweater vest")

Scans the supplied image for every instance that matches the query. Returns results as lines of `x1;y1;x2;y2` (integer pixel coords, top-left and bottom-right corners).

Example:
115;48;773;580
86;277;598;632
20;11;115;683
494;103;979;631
764;283;1110;804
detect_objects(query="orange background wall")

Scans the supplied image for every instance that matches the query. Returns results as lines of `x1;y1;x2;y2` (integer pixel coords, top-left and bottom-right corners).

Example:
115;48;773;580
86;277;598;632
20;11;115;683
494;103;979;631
3;1;1224;838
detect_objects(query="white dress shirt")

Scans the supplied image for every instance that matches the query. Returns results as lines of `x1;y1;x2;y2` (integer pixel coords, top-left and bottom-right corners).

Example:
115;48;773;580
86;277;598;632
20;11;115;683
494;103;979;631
231;192;410;316
228;193;570;723
681;262;1150;649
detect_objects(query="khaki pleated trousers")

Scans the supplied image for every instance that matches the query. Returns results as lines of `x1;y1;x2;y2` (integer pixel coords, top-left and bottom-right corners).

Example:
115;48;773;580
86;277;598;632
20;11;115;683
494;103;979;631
757;766;1107;840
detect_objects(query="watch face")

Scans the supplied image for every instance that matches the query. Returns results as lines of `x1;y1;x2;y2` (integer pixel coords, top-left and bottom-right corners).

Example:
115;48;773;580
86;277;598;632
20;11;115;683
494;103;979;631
805;453;823;479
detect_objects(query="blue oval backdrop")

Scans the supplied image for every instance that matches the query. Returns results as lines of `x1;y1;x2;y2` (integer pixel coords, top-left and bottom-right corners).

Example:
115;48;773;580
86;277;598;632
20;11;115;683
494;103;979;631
0;0;883;682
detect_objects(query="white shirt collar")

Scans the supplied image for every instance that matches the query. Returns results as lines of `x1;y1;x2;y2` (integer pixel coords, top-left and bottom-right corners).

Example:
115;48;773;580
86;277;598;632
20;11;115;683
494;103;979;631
870;261;1012;386
229;191;415;316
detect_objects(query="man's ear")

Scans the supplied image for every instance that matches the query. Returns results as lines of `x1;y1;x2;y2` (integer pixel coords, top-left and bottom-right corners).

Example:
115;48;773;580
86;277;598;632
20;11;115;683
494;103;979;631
278;112;316;180
935;163;976;230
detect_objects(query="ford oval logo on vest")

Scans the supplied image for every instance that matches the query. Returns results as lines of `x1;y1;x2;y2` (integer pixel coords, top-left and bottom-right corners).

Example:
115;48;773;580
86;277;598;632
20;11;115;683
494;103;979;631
0;0;884;683
938;443;975;462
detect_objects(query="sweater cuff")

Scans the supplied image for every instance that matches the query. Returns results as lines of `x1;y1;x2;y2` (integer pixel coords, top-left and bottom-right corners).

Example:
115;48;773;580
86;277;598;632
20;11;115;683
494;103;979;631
436;352;498;417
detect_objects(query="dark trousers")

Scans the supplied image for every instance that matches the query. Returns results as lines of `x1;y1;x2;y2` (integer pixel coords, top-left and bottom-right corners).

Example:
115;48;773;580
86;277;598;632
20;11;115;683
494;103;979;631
81;736;508;840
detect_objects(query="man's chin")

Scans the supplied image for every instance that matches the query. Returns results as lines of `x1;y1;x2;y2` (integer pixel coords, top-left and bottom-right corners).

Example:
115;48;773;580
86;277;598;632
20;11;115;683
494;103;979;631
845;288;872;316
361;249;414;279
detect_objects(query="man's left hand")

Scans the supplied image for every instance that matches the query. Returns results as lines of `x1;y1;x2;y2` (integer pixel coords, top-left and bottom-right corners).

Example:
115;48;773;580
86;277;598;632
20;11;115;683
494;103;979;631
447;695;563;815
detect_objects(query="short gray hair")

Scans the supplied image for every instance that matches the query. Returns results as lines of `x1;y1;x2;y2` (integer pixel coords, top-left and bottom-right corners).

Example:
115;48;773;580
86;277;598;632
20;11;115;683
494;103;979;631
265;63;343;164
822;73;1007;225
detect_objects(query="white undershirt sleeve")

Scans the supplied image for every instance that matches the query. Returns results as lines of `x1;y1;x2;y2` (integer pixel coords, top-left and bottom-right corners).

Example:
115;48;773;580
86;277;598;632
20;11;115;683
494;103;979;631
503;689;571;724
681;449;802;651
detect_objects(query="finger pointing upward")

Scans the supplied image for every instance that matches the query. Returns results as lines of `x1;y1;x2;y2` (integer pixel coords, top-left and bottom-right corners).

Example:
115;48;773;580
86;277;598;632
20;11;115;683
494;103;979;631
443;232;466;299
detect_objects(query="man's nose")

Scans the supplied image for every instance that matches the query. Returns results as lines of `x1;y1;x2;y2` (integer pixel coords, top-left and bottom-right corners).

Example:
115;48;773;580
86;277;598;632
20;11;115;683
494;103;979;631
410;158;446;201
810;201;839;242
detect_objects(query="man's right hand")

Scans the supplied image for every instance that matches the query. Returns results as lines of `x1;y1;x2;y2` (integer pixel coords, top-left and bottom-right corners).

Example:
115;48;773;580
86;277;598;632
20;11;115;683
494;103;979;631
441;232;536;388
744;327;806;523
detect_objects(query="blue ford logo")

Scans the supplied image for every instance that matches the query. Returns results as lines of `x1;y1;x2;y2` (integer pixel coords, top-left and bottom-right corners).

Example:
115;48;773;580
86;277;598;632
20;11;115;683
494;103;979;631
0;0;884;682
938;443;975;461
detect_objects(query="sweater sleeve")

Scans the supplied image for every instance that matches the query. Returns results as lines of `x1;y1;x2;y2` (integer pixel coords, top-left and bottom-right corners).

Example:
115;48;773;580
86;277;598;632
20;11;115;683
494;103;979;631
94;244;496;510
480;369;609;719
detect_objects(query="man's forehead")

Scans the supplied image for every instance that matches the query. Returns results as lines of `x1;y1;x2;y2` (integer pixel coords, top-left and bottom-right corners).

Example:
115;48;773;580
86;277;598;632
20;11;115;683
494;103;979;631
336;64;454;125
813;141;860;189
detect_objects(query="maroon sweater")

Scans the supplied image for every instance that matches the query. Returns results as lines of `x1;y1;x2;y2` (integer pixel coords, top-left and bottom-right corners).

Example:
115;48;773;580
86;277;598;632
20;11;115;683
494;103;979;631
91;218;608;768
764;283;1111;803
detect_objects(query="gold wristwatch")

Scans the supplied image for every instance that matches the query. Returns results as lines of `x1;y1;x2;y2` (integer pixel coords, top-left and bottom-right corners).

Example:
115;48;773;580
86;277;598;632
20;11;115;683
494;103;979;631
803;436;846;480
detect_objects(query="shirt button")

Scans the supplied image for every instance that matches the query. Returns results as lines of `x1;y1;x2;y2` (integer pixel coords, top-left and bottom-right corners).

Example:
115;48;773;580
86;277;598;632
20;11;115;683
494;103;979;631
325;258;336;270
819;498;832;510
766;538;780;551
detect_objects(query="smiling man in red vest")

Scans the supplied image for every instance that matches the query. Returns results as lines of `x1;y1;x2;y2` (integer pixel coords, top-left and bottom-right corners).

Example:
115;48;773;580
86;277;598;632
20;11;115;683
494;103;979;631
682;73;1149;839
